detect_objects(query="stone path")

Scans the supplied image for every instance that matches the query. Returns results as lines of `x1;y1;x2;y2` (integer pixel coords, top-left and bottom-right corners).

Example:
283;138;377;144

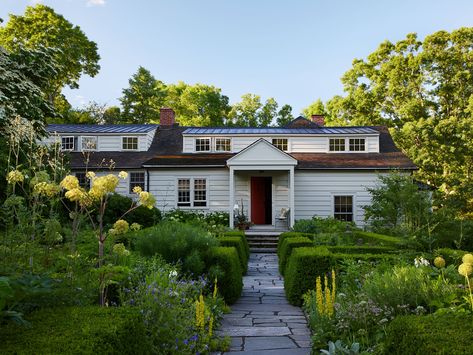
217;253;311;354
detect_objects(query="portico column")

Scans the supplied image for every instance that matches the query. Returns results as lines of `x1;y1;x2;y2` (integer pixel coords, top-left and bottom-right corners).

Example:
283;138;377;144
229;166;235;229
289;167;295;228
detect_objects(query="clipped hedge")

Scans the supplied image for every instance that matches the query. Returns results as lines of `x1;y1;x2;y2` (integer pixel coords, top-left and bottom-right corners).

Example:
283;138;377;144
218;236;248;274
353;231;405;247
224;230;250;261
277;232;314;254
384;312;473;354
278;237;313;275
284;247;397;306
209;247;242;304
326;245;396;255
1;306;151;354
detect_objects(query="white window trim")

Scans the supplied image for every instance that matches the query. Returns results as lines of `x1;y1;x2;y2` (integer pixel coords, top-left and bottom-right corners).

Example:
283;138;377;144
129;171;146;194
81;136;98;152
61;136;75;151
175;177;209;209
331;193;356;222
214;137;232;152
122;136;139;151
327;137;367;153
194;137;212;153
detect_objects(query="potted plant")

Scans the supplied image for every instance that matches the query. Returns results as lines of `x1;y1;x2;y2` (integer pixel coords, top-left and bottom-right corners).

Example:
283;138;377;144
234;199;251;230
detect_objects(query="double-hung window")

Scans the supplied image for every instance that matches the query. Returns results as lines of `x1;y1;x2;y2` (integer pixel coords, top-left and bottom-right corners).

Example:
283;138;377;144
177;178;207;207
129;172;145;193
272;138;288;151
81;136;97;151
215;138;231;152
61;136;75;151
349;138;365;151
329;138;346;152
122;136;138;150
334;195;353;221
195;138;211;152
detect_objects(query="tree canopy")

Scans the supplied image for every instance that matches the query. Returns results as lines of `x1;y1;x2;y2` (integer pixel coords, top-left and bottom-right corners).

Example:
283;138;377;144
0;4;100;102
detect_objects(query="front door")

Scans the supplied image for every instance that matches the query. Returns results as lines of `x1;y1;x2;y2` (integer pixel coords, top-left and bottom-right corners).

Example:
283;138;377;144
250;177;272;224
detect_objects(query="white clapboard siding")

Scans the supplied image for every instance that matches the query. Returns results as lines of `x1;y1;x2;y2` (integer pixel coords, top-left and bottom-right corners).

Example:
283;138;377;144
294;171;385;225
41;134;152;152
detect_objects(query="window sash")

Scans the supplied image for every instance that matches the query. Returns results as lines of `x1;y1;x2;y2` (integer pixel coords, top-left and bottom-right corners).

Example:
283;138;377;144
177;178;207;207
129;172;145;193
334;195;353;221
193;179;207;207
61;136;75;151
215;138;231;152
81;136;97;151
177;179;191;206
349;138;365;151
272;138;288;151
195;138;211;152
122;137;138;150
329;138;346;152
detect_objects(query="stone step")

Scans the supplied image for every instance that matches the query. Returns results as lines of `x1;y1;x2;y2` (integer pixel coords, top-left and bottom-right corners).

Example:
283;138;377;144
250;247;277;253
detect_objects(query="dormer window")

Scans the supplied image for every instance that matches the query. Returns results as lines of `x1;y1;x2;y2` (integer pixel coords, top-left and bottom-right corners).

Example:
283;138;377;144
195;138;210;152
272;138;288;151
61;136;75;151
349;138;365;151
122;136;138;150
329;138;345;152
81;136;97;151
215;138;231;152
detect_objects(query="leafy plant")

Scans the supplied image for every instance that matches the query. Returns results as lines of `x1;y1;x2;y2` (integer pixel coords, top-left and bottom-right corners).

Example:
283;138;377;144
320;340;360;355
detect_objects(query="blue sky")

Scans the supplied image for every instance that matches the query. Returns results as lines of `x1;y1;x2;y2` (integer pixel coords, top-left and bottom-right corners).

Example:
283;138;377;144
2;0;473;115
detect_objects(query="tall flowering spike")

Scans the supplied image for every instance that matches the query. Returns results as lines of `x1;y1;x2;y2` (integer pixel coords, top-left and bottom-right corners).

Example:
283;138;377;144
208;316;214;337
325;284;333;318
195;294;205;331
316;276;324;316
331;269;336;305
213;278;218;299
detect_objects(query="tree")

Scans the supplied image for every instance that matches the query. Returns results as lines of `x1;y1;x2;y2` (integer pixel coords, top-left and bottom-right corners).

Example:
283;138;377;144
324;28;473;215
228;94;280;127
165;82;230;126
276;104;294;127
120;66;166;124
302;99;326;119
0;4;100;102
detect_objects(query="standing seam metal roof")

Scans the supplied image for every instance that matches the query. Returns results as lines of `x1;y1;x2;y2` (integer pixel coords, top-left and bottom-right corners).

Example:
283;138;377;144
47;124;158;134
182;127;378;135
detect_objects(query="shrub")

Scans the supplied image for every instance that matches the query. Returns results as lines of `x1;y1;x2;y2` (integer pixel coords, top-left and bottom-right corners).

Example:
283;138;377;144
208;247;242;304
284;247;334;306
352;231;406;248
384;312;473;354
435;248;471;266
278;237;313;275
223;231;250;260
327;245;396;254
293;217;353;235
103;193;161;228
1;306;151;354
218;236;248;274
133;221;219;275
278;232;314;253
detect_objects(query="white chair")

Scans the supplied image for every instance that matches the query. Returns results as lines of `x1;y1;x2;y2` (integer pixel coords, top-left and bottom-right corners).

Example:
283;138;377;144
275;208;289;229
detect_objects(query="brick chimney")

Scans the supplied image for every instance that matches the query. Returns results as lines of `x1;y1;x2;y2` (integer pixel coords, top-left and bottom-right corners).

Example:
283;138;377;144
160;107;175;127
311;114;325;126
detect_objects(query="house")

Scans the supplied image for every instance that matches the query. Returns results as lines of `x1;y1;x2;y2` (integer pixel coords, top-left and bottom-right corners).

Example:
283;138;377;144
43;108;416;228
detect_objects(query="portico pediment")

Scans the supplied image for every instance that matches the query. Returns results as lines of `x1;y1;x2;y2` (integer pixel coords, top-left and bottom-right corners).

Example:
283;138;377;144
227;139;297;167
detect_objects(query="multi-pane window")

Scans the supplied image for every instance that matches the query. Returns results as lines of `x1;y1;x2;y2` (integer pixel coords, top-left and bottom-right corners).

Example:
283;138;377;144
215;138;231;152
349;138;365;151
195;138;211;152
61;136;75;151
81;136;97;151
76;172;90;189
272;138;288;151
122;137;138;150
129;172;145;193
177;179;191;207
193;179;207;207
334;196;353;222
177;178;207;207
329;138;346;152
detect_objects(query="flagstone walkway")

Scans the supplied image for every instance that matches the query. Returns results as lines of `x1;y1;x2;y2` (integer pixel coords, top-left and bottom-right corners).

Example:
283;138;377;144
217;253;311;354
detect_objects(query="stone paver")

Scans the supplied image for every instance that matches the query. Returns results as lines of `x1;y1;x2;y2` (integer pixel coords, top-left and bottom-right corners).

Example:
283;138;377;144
217;253;311;353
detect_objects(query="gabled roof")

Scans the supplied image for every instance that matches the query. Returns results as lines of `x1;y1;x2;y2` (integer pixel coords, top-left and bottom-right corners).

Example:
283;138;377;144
47;124;158;134
227;138;297;166
183;127;378;135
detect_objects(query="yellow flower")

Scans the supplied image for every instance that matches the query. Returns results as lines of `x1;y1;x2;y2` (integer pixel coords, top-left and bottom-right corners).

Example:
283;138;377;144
316;276;324;316
7;170;24;184
139;191;156;209
130;222;141;231
86;171;96;179
195;294;205;331
118;171;128;179
113;243;130;257
112;219;129;235
462;254;473;265
64;188;90;206
60;175;79;191
89;184;106;200
103;174;119;192
132;185;142;194
33;182;60;197
434;256;446;268
458;263;473;277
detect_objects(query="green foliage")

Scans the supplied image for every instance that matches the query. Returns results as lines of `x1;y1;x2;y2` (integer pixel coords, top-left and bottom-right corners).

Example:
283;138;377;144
293;216;354;236
0;4;100;100
0;306;151;354
302;98;326;120
364;173;432;237
434;248;471;266
320;340;360;355
277;231;314;252
384;312;473;355
352;231;406;248
228;94;280;127
103;193;161;228
222;230;249;261
276;104;294;126
134;221;219;276
208;247;242;304
284;247;333;306
164;209;229;235
278;237;313;275
218;236;248;274
326;245;396;254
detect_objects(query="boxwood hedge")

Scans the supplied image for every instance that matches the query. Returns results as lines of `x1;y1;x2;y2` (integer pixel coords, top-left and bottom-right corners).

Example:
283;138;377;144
218;236;248;274
277;232;314;254
224;231;250;261
278;237;313;275
353;231;405;248
209;246;243;304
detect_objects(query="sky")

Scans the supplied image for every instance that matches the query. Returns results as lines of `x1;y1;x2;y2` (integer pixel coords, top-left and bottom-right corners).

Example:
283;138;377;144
2;0;473;115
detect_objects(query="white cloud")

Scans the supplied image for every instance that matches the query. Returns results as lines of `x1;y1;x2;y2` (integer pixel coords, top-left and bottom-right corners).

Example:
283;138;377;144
86;0;106;7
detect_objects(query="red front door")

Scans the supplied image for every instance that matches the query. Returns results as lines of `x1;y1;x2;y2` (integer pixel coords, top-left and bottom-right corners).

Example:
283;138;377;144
251;177;272;224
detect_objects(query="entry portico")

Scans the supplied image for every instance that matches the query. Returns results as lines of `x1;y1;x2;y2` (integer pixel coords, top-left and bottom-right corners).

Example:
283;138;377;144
227;139;297;229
